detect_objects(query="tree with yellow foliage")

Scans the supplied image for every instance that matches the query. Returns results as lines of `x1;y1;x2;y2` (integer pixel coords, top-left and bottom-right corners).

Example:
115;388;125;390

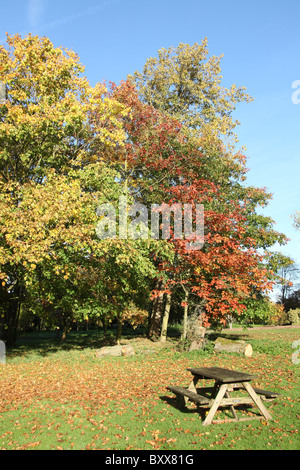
0;34;130;345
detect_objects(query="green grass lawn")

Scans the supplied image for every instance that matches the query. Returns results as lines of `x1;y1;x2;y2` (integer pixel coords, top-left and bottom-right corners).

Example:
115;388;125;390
0;327;299;450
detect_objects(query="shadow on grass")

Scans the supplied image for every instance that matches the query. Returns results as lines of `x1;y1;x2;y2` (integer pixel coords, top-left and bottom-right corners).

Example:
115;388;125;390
159;394;202;415
6;327;150;359
7;329;109;358
159;394;262;424
207;331;250;342
7;325;254;359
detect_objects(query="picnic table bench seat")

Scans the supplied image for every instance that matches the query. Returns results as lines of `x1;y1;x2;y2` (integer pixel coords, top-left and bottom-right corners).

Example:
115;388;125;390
252;388;280;399
167;385;210;406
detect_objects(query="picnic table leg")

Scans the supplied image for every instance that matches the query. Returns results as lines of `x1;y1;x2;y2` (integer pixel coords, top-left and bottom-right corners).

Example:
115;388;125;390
225;389;239;421
185;376;200;407
175;393;187;409
188;376;199;394
243;382;273;421
202;383;228;426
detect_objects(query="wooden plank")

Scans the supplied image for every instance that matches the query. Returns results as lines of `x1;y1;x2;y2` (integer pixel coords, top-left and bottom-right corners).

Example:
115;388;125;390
212;416;265;425
167;386;210;405
225;389;239;420
187;367;256;383
243;382;273;421
187;376;198;394
202;383;228;426
253;387;280;398
219;397;255;406
193;386;216;395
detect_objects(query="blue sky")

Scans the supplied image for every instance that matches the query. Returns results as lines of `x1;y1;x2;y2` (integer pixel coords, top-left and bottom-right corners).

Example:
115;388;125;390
1;0;299;294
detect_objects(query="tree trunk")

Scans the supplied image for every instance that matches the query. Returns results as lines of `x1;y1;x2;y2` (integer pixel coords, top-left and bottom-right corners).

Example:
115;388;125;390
182;289;189;340
226;314;233;329
116;313;123;345
148;279;165;340
103;316;108;338
5;285;22;347
61;325;68;342
160;293;172;343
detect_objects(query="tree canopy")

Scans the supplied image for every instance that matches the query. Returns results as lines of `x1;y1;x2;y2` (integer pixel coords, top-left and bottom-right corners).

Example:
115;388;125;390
0;34;290;345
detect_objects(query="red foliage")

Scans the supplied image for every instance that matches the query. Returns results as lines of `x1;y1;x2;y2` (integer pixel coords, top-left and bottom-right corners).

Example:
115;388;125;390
108;81;275;326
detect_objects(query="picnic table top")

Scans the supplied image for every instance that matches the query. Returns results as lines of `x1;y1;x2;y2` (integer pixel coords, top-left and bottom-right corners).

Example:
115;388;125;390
187;367;257;383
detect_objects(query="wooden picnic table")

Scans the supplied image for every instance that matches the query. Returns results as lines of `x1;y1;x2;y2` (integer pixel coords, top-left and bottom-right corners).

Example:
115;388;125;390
167;367;280;426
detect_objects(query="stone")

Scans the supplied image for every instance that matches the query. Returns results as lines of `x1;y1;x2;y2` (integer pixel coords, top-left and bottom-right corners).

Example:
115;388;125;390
214;337;253;357
121;345;135;357
189;339;206;352
191;325;206;338
95;344;135;358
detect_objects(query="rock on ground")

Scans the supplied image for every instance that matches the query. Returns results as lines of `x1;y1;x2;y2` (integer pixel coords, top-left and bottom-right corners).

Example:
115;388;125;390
214;337;253;357
95;344;135;358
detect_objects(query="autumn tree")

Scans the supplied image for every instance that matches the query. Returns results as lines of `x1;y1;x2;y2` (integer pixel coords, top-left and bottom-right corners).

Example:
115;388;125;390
0;34;174;345
128;40;288;336
0;34;290;345
130;39;252;146
0;34;128;182
0;34;130;345
103;81;274;338
130;40;287;249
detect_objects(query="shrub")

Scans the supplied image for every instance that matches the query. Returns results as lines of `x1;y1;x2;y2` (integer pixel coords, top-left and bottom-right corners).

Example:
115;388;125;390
267;303;288;326
287;308;300;325
241;297;287;326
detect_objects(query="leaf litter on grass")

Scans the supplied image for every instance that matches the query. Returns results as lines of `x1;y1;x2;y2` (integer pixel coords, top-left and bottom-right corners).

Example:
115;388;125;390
0;328;299;449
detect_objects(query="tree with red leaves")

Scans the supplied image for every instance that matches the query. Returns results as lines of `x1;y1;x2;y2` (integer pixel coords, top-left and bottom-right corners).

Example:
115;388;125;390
106;79;286;338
